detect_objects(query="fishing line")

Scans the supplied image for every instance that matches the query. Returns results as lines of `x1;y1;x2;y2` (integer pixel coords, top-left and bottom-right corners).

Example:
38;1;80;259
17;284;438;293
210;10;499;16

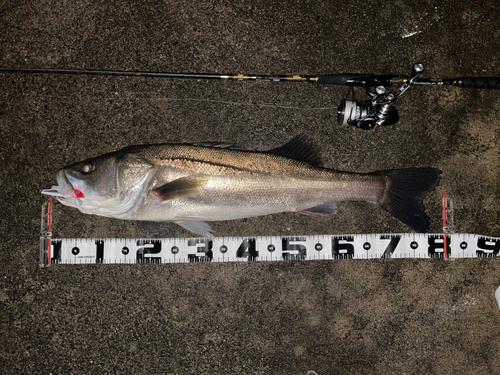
145;97;337;111
18;92;338;111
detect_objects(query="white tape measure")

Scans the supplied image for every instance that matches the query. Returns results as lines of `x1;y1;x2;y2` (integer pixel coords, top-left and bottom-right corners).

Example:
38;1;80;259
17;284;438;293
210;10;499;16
39;233;500;265
39;196;500;266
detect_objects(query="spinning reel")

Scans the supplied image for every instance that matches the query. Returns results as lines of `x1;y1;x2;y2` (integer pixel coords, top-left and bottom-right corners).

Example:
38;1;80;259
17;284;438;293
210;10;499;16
337;63;425;130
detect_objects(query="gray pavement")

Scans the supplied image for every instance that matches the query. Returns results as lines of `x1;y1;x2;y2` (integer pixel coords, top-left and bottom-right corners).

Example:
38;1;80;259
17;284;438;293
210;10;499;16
1;1;499;374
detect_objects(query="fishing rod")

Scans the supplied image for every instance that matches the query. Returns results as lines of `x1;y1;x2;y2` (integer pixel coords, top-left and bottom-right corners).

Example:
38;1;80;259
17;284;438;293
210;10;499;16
1;63;499;130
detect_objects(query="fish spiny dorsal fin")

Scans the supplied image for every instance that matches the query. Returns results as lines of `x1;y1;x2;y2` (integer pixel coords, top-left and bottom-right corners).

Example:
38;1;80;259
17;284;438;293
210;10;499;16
268;135;322;166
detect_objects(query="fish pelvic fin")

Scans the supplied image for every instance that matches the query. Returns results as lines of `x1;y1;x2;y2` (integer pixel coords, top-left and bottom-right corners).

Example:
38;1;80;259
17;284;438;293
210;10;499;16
268;135;322;166
153;174;209;201
173;220;214;238
373;168;442;233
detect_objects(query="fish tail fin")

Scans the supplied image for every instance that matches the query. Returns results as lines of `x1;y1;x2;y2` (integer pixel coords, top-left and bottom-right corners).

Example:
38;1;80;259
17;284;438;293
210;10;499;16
372;168;442;233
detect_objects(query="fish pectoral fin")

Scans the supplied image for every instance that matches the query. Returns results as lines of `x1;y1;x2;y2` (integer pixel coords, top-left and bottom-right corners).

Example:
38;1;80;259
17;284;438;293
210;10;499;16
268;134;322;166
153;174;209;201
297;202;337;217
173;220;214;238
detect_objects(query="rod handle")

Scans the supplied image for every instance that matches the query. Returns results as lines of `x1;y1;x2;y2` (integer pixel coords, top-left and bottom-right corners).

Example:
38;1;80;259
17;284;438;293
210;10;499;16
458;77;500;89
315;74;375;86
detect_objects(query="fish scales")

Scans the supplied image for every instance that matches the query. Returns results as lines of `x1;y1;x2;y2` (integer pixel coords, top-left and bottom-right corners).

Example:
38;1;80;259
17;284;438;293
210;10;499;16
132;146;382;215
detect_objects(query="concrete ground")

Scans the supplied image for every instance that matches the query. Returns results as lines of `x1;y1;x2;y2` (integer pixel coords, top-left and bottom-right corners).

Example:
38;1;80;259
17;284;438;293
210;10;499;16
1;0;499;374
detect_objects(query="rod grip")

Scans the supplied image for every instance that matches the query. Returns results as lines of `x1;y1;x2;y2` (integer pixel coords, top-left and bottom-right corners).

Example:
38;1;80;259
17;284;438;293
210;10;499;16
316;74;374;86
458;77;500;89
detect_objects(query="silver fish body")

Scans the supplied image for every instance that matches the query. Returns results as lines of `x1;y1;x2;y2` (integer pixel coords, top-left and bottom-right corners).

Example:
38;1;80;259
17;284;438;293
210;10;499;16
43;136;441;236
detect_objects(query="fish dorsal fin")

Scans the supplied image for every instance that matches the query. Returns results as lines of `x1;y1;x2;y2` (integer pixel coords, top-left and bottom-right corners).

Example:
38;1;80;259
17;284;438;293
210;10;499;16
192;142;240;149
268;135;322;166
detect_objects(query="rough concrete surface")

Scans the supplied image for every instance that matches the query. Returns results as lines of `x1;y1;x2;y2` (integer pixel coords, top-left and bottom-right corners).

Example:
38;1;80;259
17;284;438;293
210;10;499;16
1;0;499;374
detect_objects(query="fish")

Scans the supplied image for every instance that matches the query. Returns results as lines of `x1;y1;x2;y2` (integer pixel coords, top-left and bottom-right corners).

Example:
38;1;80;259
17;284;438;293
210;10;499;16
42;135;441;236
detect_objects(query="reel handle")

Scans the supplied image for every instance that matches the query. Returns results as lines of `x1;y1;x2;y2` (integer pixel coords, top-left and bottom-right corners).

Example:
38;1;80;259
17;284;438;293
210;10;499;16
458;77;500;89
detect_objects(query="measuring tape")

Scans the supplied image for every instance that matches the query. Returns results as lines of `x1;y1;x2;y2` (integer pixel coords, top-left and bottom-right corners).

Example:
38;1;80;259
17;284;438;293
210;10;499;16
39;197;500;266
39;233;500;265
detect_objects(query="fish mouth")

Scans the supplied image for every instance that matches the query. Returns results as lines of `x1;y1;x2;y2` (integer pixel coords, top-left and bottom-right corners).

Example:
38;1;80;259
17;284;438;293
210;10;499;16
41;170;84;204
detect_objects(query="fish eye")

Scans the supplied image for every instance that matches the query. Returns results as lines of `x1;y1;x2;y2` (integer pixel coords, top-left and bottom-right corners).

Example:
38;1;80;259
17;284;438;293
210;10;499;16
81;162;95;174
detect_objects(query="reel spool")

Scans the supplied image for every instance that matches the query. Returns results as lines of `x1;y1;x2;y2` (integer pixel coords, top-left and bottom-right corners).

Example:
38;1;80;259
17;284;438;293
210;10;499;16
337;99;399;130
337;63;425;130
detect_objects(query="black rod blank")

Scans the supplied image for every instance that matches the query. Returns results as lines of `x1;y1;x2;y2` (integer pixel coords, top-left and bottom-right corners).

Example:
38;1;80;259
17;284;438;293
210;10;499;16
0;67;318;82
1;67;498;89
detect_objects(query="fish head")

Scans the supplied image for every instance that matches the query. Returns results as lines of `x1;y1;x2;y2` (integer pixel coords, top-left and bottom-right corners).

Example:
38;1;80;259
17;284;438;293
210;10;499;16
43;150;153;217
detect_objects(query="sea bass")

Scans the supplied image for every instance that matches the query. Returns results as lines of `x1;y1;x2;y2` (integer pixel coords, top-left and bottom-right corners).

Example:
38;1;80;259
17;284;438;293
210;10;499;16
42;136;441;236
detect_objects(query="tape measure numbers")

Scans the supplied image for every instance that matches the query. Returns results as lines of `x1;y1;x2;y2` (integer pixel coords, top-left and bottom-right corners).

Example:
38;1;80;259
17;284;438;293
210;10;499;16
39;234;500;265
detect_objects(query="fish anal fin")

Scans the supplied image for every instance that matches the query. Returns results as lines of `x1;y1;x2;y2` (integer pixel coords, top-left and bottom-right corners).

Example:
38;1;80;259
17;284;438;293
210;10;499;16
173;220;214;238
153;174;209;201
268;135;322;166
298;202;337;217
